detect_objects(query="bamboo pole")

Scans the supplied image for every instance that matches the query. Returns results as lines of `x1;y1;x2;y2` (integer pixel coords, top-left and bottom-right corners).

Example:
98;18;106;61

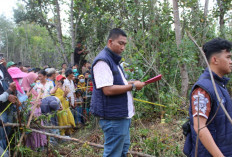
4;123;74;129
26;92;42;128
1;120;10;157
13;92;42;157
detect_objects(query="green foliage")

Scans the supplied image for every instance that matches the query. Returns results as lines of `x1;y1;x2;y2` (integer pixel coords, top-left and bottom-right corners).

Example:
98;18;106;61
130;123;184;156
17;146;34;156
0;16;60;67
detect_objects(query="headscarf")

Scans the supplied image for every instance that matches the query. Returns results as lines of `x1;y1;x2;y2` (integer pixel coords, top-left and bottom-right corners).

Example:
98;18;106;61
8;67;28;94
21;72;38;96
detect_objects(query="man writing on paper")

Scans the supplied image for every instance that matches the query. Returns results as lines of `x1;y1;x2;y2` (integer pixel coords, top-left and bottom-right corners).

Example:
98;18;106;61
184;38;232;156
91;28;145;157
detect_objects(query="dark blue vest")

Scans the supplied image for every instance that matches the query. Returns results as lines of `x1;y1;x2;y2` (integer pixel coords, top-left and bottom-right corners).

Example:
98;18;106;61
90;47;128;119
184;68;232;157
0;65;13;112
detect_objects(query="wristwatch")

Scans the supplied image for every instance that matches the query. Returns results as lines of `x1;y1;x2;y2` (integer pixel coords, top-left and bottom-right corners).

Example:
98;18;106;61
131;83;136;91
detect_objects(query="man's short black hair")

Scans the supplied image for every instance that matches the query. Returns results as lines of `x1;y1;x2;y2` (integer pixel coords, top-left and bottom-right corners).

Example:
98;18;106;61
75;89;82;95
62;63;67;67
84;71;91;76
65;68;73;77
81;60;87;66
34;68;41;73
107;28;127;41
203;38;232;62
38;70;47;76
18;62;22;66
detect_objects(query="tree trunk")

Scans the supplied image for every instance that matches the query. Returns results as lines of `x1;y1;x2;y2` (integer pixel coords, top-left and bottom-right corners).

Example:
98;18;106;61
217;0;225;38
202;0;209;42
199;0;209;68
46;25;64;66
190;0;199;35
75;18;78;40
172;0;189;98
134;0;139;31
6;32;8;60
204;0;209;18
70;0;75;65
20;41;23;64
55;0;68;64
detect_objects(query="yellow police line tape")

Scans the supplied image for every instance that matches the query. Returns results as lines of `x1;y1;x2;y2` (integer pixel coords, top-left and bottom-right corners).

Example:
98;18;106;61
0;103;12;117
133;98;187;113
76;86;93;90
1;133;15;157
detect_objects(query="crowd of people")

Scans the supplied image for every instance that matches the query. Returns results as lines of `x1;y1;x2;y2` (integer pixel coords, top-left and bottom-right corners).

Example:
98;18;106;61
0;58;93;153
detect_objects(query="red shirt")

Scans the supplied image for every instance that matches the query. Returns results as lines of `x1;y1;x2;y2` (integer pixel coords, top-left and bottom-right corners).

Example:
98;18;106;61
89;82;93;91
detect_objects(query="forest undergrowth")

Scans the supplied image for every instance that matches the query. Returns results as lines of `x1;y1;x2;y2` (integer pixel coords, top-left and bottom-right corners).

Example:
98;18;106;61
28;113;186;157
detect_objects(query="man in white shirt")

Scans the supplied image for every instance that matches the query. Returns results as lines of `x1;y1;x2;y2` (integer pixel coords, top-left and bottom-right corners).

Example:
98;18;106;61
63;68;76;108
91;28;145;157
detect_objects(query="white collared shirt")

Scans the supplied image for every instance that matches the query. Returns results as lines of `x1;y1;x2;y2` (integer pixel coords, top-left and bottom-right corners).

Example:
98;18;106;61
0;70;4;86
93;61;134;118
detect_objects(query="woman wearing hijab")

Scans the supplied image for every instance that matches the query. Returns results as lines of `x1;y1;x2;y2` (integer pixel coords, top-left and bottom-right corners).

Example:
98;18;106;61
7;67;28;103
21;72;38;96
21;72;47;150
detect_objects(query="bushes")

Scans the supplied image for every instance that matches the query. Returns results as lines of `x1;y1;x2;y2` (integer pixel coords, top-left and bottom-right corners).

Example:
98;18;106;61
130;121;185;156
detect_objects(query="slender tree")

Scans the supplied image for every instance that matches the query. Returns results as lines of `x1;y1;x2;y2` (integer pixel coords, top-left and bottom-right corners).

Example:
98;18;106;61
172;0;189;98
216;0;231;38
70;0;75;64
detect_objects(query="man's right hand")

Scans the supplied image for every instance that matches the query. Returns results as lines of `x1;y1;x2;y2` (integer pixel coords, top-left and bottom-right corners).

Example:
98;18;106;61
0;58;7;67
9;82;16;92
134;81;146;90
8;95;17;103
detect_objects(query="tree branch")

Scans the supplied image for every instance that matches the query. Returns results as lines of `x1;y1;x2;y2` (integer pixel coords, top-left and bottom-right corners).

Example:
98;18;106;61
3;123;75;129
31;128;154;157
